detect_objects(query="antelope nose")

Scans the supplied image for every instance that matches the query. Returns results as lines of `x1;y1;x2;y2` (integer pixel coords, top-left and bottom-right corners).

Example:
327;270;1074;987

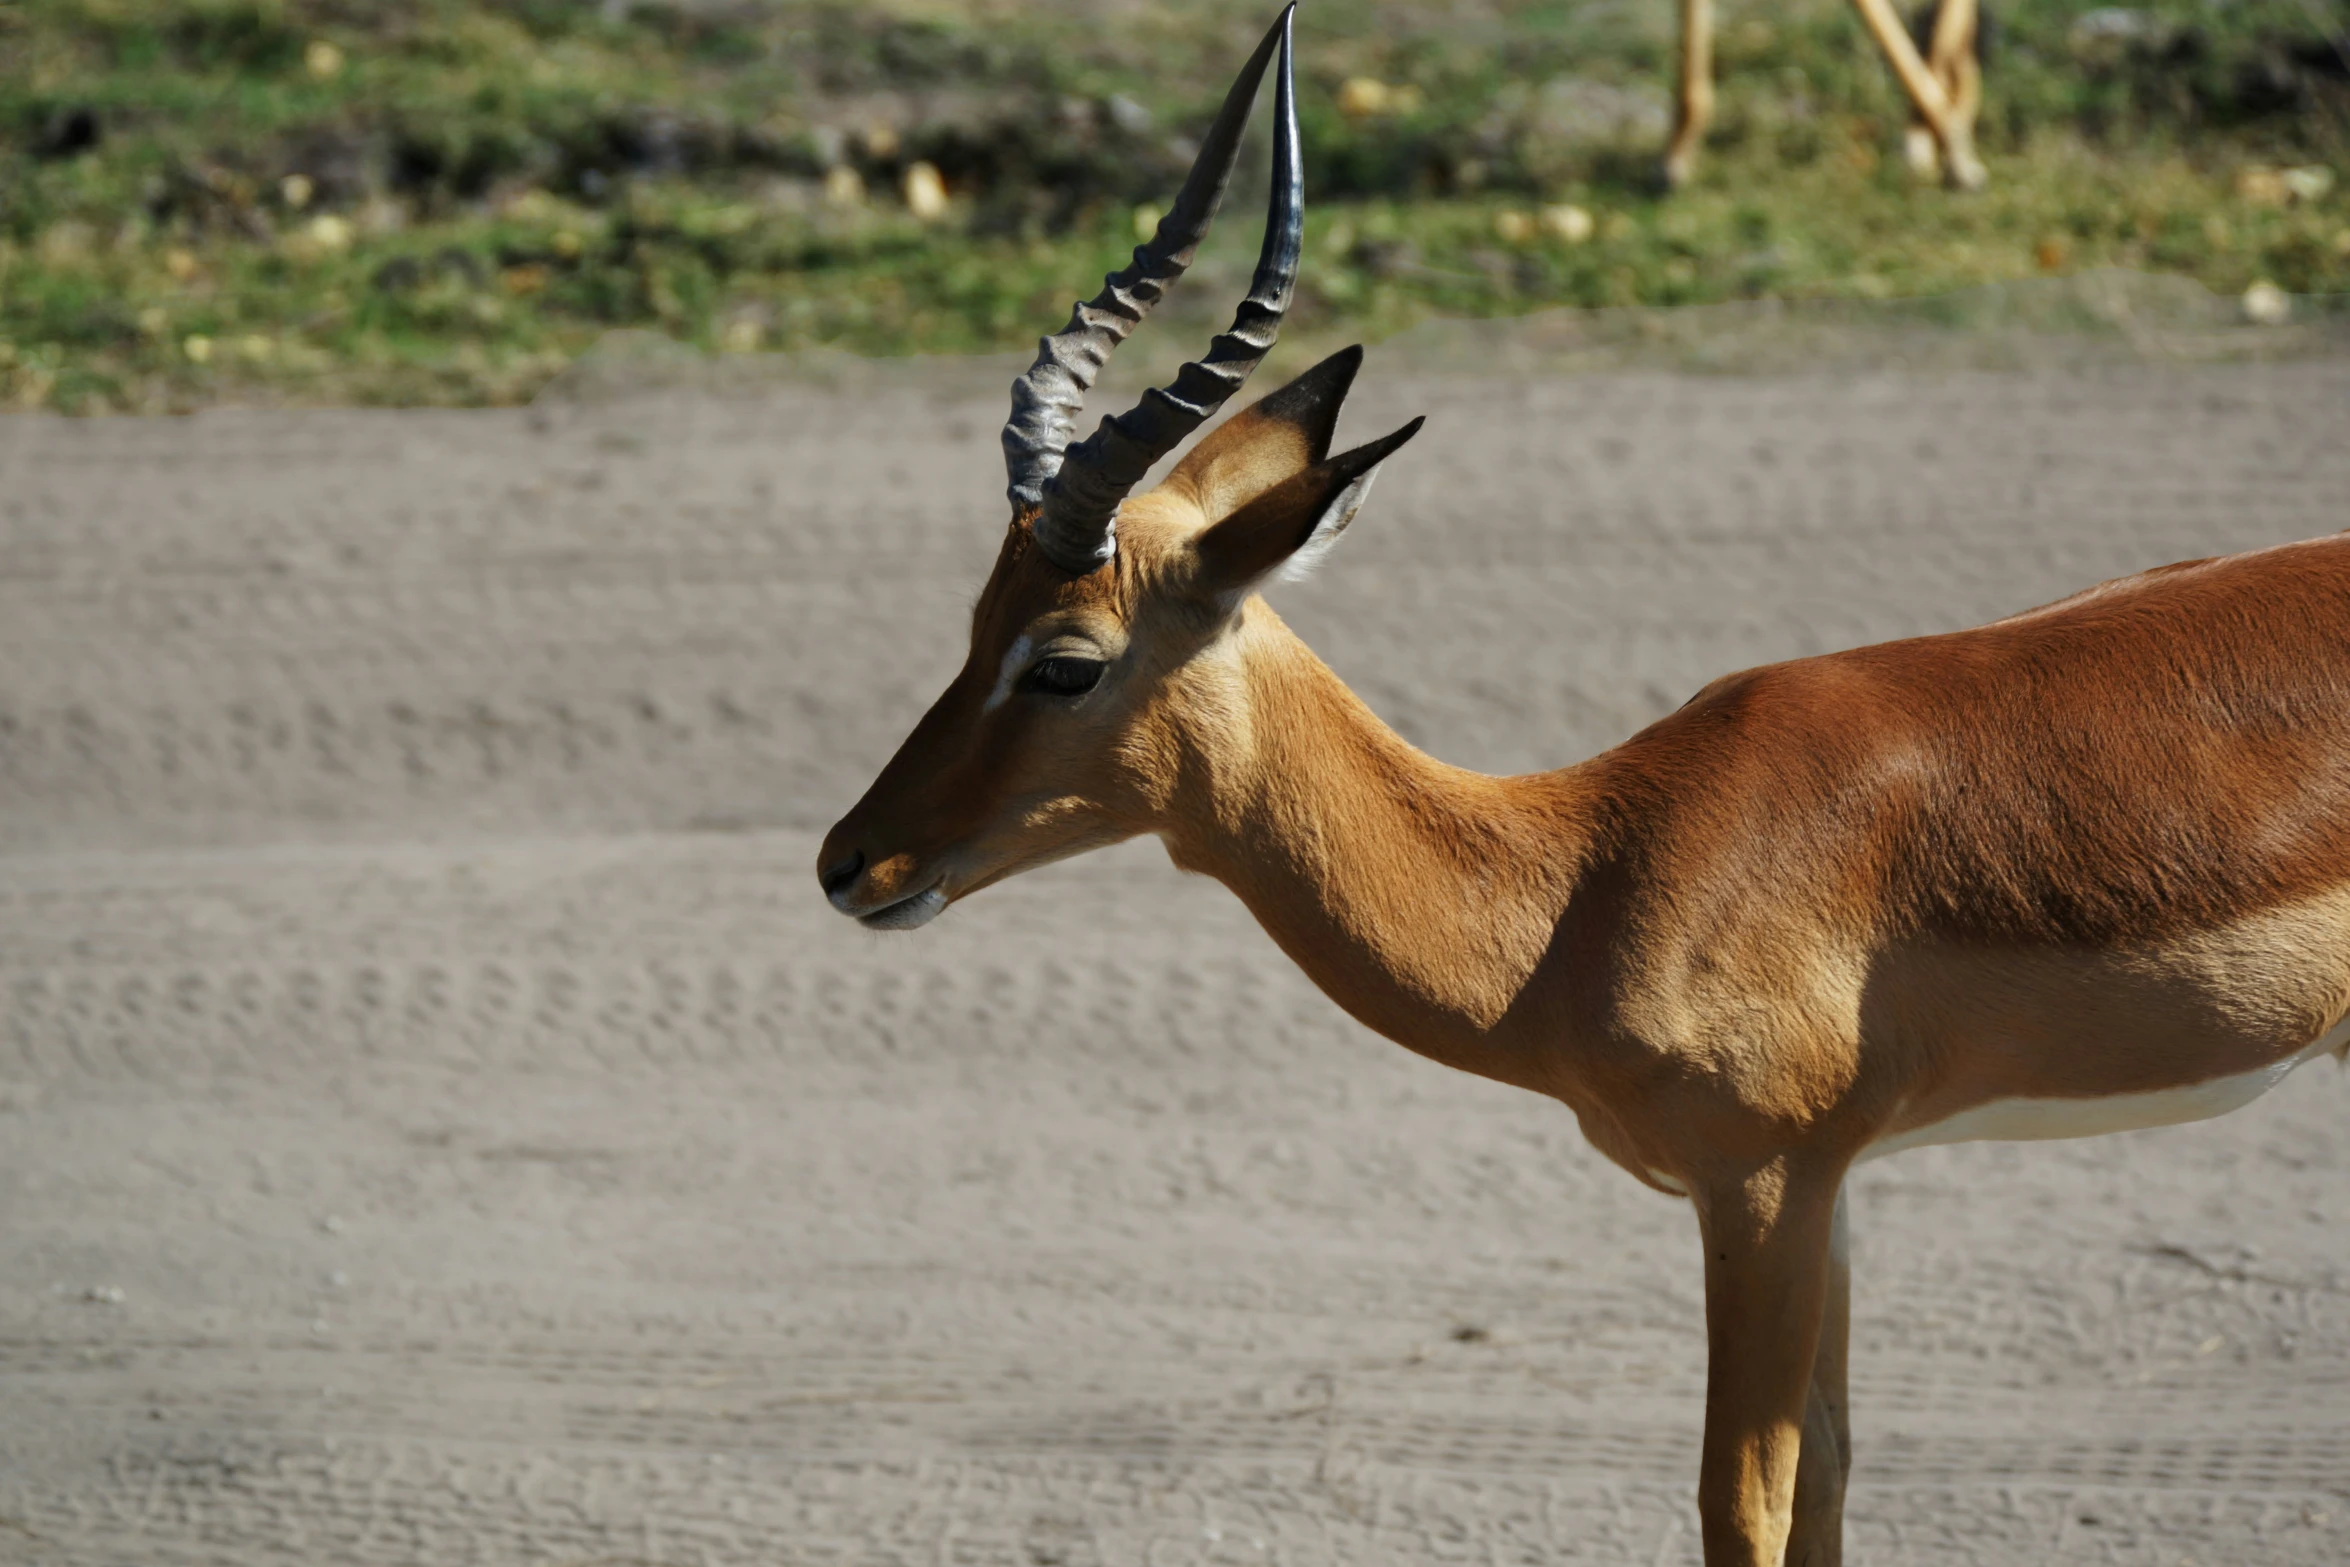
820;848;866;900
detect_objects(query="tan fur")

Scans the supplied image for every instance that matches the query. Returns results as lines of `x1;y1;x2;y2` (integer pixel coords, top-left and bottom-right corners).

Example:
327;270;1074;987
822;394;2350;1565
1669;0;1984;190
1164;401;1319;521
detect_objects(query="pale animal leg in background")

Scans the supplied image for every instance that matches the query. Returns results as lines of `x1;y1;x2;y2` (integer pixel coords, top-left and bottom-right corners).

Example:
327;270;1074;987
1663;0;1716;187
1945;3;1986;178
1904;3;1947;176
1696;1163;1846;1567
1846;0;1987;189
1920;0;1986;187
1785;1185;1852;1567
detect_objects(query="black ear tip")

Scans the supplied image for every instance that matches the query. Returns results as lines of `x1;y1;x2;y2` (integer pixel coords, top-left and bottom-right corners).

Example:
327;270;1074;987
1304;343;1364;385
1379;414;1428;455
1324;413;1425;480
1256;344;1365;426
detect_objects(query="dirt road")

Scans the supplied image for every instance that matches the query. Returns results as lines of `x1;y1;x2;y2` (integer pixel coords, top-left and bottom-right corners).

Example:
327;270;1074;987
3;360;2347;1565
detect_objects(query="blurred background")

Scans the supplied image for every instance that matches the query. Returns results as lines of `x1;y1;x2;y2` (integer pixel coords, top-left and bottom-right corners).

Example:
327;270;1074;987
3;0;2348;412
9;6;2350;1564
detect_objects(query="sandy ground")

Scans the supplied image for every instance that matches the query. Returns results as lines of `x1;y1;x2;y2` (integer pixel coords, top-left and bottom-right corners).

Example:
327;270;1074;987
3;359;2349;1566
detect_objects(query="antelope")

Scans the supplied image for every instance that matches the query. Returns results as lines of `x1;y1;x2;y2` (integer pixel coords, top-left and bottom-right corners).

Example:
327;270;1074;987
1666;0;1986;188
818;10;2348;1563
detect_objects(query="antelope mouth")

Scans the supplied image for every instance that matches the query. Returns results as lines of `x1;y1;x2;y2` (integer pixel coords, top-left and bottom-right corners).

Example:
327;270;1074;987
853;882;949;931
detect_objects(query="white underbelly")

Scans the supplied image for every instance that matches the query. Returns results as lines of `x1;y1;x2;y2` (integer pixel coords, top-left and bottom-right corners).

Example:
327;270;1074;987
1861;1025;2342;1163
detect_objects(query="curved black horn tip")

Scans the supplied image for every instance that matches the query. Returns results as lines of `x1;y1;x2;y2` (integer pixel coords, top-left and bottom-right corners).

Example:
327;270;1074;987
1016;2;1305;569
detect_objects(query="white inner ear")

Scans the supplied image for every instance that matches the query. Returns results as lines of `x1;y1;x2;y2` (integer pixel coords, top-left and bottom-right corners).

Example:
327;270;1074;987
1277;464;1381;584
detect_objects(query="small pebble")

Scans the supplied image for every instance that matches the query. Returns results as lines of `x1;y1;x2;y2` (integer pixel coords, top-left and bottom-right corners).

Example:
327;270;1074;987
2236;165;2290;208
902;161;948;222
2241;279;2290;326
1541;203;1595;244
1337;77;1392;119
2282;164;2335;204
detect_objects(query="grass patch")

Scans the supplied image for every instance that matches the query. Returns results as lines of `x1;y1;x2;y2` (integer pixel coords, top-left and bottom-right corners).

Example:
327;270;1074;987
3;0;2348;410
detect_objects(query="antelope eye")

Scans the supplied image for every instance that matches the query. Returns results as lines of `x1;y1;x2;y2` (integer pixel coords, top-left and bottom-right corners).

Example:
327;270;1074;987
1024;655;1106;697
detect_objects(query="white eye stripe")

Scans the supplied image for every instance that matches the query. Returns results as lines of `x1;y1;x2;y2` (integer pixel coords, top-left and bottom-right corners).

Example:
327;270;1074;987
982;634;1035;714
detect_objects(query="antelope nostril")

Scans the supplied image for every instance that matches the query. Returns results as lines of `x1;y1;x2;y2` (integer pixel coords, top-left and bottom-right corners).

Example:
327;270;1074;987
820;849;866;898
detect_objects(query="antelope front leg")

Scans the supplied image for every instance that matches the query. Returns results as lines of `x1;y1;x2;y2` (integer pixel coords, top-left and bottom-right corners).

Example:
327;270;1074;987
1785;1185;1851;1566
1694;1163;1845;1567
1662;0;1715;187
1922;0;1986;187
1904;0;1984;182
1845;0;1987;190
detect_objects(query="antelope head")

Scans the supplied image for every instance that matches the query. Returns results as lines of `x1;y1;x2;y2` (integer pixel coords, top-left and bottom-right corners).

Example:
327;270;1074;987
818;5;1423;931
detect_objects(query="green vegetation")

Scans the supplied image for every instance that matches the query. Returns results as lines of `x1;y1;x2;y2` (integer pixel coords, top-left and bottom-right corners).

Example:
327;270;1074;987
3;0;2347;411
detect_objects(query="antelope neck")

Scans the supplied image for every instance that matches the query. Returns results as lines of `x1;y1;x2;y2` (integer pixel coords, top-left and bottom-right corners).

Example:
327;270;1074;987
1158;610;1597;1092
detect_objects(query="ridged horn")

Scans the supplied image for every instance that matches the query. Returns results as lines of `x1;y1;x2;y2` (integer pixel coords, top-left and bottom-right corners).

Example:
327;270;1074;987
1003;5;1304;574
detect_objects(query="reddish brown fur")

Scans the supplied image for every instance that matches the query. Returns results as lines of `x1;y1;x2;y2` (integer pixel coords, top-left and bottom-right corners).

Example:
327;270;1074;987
1608;540;2350;952
823;367;2350;1565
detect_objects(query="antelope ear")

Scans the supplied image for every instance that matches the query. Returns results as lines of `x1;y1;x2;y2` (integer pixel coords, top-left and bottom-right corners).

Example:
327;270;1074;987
1164;346;1365;522
1191;416;1424;606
